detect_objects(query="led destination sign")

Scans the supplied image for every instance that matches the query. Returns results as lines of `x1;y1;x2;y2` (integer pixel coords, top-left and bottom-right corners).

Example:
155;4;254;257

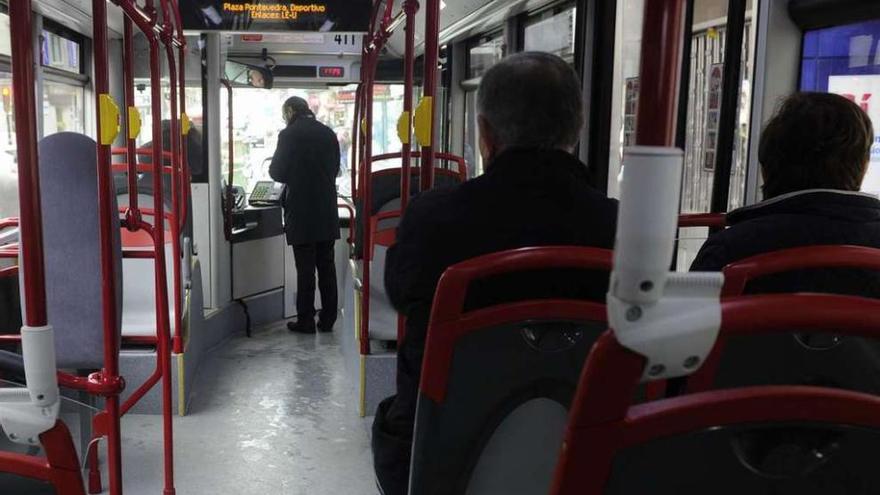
180;0;371;33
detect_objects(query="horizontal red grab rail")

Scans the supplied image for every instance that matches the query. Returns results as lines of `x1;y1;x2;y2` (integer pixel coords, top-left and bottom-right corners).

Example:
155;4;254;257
112;163;175;175
338;202;355;246
0;217;18;230
678;213;726;229
0;246;17;258
119;207;175;221
111;147;174;160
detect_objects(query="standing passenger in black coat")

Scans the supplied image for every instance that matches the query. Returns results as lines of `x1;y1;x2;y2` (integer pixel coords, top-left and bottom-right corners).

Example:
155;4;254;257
269;96;341;334
691;92;880;394
371;53;618;495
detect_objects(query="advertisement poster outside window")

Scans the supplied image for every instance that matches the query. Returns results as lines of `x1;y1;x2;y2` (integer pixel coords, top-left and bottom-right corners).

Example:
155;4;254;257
624;77;639;147
704;63;723;171
829;75;880;195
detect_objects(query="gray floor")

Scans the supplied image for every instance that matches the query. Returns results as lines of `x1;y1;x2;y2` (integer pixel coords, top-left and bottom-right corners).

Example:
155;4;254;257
112;319;377;495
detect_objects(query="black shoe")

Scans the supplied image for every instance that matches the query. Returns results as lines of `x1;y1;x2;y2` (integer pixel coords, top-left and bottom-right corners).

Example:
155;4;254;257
288;320;316;334
317;321;335;333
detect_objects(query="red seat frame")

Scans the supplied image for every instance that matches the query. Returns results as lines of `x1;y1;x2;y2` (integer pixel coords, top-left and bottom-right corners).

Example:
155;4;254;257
550;294;880;494
686;245;880;392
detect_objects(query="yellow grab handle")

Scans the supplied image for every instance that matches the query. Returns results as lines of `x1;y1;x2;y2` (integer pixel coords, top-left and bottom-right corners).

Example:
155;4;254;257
413;97;433;147
127;106;141;140
360;117;367;136
397;111;411;145
99;94;120;145
181;112;192;135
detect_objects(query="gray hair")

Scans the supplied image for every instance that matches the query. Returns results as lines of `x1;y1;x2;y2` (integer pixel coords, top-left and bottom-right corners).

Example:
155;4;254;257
477;52;584;150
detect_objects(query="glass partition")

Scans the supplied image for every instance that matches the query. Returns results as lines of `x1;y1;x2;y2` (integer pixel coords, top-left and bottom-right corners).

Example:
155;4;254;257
522;5;576;63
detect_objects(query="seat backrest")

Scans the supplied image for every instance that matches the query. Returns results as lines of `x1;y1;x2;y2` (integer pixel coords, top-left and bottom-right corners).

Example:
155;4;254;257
409;246;612;495
551;294;880;495
354;166;464;254
34;132;121;369
687;245;880;394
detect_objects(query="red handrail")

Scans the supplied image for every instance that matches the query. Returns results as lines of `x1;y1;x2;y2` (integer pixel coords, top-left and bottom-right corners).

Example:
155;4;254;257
111;147;175;160
91;1;127;492
421;246;613;403
722;244;880;297
678;213;726;229
338;202;355;246
419;0;441;190
635;0;686;147
681;245;880;394
551;293;880;494
112;162;175;175
370;151;469;181
221;78;234;242
0;217;18;230
400;0;418;212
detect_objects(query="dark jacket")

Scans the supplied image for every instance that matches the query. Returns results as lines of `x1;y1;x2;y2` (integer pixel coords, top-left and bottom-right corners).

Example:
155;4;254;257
692;189;880;276
269;114;341;245
372;148;618;494
691;189;880;393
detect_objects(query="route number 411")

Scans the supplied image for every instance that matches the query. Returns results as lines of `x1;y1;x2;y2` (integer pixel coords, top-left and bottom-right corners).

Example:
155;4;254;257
334;34;358;46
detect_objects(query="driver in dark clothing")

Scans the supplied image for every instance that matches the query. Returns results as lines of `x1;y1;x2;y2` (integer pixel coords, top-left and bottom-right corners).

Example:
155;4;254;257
371;52;618;495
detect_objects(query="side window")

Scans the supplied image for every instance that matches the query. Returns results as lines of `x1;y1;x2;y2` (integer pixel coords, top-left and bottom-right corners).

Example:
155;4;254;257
0;9;16;220
40;22;87;136
521;4;577;64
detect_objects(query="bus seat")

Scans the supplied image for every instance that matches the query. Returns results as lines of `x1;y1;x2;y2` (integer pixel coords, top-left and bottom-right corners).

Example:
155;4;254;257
409;247;612;495
367;200;402;341
551;294;880;495
120;242;179;338
31;133;122;369
687;245;880;395
369;245;399;341
355;167;464;254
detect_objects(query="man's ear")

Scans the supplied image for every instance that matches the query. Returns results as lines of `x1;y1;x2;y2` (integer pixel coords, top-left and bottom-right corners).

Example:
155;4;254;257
477;116;497;164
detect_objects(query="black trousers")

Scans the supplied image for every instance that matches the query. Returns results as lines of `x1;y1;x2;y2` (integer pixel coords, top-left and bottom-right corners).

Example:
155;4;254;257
292;240;338;326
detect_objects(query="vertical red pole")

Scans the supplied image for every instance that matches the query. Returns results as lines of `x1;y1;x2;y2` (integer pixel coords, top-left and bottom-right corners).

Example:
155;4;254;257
221;79;234;241
159;21;179;494
91;1;125;493
360;55;375;356
9;0;47;328
178;43;190;238
147;32;176;495
635;0;687;146
163;40;183;359
173;2;191;244
400;0;418;212
123;16;139;218
419;0;441;191
351;83;361;201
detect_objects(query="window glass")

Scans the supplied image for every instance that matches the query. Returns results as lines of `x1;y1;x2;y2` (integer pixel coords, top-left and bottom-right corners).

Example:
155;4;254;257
801;19;880;195
464;89;482;178
41;30;81;74
133;82;204;147
523;6;576;63
42;80;84;135
0;74;15;220
0;13;11;57
219;84;406;199
607;0;757;271
607;0;645;200
677;0;757;268
468;32;505;79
